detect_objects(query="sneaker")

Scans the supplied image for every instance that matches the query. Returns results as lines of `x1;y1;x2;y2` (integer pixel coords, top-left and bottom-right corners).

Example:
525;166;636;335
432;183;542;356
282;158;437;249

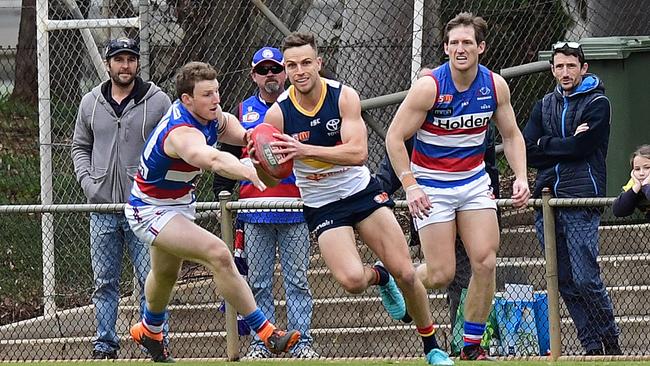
130;322;175;363
374;261;406;320
245;347;272;359
460;344;495;361
292;345;320;359
92;349;117;359
425;348;454;365
264;328;301;354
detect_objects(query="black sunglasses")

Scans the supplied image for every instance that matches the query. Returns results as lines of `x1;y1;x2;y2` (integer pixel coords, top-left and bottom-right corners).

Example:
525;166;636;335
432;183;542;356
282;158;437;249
254;64;284;75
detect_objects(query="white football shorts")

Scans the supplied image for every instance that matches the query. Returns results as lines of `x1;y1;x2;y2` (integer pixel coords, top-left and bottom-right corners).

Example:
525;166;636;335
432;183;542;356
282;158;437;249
125;204;196;245
414;173;496;230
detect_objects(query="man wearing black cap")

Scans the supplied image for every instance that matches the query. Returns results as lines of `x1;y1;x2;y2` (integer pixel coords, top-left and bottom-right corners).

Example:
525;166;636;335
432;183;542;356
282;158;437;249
213;46;318;359
71;37;171;359
524;41;621;355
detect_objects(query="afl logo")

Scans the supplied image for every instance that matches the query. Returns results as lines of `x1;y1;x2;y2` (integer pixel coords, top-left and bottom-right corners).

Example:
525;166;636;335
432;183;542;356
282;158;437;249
326;118;341;132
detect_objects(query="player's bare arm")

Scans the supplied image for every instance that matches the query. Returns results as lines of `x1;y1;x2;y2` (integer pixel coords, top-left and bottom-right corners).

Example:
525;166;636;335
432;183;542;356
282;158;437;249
165;126;266;190
262;103;285;133
216;112;249;146
492;73;530;208
273;86;368;166
386;76;437;219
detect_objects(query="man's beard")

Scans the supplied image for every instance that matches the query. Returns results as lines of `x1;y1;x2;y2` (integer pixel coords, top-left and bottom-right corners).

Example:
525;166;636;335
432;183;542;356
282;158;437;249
111;72;135;88
264;81;281;94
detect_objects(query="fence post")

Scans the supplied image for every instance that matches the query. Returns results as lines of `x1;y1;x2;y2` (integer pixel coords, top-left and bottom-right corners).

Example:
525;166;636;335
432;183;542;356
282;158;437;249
542;188;561;360
219;191;239;361
138;0;150;80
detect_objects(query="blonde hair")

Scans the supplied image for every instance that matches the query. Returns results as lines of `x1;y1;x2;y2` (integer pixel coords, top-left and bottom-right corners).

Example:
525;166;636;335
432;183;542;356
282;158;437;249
630;144;650;167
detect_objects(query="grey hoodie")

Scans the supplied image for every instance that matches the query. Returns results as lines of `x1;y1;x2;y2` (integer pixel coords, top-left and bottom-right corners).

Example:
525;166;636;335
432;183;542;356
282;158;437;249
71;78;171;203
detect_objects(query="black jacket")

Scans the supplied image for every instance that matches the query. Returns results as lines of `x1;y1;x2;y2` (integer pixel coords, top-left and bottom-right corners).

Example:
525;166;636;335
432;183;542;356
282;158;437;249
523;74;610;198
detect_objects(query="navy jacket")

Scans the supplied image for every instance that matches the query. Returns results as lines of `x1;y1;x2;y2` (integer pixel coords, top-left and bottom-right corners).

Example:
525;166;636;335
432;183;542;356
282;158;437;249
523;74;610;198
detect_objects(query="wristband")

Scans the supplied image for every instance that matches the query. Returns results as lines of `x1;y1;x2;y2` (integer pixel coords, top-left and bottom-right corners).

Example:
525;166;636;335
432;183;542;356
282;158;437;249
405;184;422;192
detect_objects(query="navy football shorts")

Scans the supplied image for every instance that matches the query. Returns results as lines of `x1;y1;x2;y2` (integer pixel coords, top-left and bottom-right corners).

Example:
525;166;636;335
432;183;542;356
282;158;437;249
303;177;395;239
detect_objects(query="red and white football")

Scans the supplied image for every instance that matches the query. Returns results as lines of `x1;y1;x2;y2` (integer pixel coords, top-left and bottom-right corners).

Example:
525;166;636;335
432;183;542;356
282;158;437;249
250;123;293;180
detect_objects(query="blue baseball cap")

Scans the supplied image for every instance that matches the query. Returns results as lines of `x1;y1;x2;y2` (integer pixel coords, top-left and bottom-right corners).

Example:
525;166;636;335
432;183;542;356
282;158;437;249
251;47;284;68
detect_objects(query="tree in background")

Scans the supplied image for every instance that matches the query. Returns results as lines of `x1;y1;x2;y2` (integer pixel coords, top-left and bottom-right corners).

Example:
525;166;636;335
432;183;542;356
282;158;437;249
10;0;37;106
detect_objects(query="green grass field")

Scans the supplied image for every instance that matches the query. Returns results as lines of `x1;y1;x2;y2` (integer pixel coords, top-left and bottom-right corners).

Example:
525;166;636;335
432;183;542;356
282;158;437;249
2;361;650;366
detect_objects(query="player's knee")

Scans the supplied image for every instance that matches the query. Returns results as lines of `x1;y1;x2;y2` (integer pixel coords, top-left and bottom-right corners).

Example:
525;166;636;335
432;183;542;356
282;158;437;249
204;243;234;270
471;253;496;277
419;264;454;289
392;266;417;289
339;273;367;294
427;271;455;289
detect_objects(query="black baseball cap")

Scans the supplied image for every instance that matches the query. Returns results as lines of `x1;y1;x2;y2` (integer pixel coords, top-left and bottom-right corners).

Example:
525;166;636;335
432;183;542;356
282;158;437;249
105;37;140;60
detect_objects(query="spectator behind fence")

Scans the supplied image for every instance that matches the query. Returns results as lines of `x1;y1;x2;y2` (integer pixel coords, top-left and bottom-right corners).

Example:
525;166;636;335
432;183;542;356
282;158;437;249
71;37;171;360
375;65;501;338
261;31;454;365
386;13;530;361
212;46;317;359
123;61;301;362
523;41;621;355
612;145;650;220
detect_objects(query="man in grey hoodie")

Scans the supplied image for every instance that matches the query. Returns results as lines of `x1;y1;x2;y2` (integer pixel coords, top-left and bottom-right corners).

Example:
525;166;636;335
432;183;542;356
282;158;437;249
71;37;171;360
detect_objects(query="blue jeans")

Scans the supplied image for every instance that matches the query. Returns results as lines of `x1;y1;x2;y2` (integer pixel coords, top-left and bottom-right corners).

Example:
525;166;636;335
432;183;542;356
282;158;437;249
535;209;619;351
244;222;313;350
90;212;151;353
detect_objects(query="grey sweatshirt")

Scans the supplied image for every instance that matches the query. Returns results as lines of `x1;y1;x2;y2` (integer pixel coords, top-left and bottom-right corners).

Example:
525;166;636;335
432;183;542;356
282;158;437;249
71;78;171;203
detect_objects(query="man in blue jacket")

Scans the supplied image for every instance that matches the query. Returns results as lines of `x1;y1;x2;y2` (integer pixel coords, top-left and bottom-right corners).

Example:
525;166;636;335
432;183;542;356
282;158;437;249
523;41;620;355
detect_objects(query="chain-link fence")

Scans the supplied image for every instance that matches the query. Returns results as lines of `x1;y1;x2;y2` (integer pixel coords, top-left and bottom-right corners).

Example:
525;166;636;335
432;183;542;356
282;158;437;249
2;0;646;208
1;197;649;360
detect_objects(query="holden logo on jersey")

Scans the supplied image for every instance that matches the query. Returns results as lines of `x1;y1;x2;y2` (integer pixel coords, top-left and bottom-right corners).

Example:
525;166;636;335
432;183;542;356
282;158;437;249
432;111;492;130
242;111;260;123
374;192;389;204
326;118;341;132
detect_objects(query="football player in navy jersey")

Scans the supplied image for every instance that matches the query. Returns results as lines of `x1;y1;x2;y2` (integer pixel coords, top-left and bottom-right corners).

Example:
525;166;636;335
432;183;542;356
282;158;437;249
386;13;530;360
257;32;454;365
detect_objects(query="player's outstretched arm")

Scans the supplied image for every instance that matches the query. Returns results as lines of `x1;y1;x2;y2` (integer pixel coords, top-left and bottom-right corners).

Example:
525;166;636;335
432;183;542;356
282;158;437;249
492;74;529;208
165;126;266;191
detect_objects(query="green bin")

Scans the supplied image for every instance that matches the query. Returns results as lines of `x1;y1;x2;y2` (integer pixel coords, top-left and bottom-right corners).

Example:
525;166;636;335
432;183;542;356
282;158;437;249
539;36;650;196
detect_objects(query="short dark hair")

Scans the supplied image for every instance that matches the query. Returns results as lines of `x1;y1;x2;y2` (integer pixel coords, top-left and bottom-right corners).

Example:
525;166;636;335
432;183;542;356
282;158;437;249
281;32;318;53
444;12;488;45
550;42;586;66
175;62;217;99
